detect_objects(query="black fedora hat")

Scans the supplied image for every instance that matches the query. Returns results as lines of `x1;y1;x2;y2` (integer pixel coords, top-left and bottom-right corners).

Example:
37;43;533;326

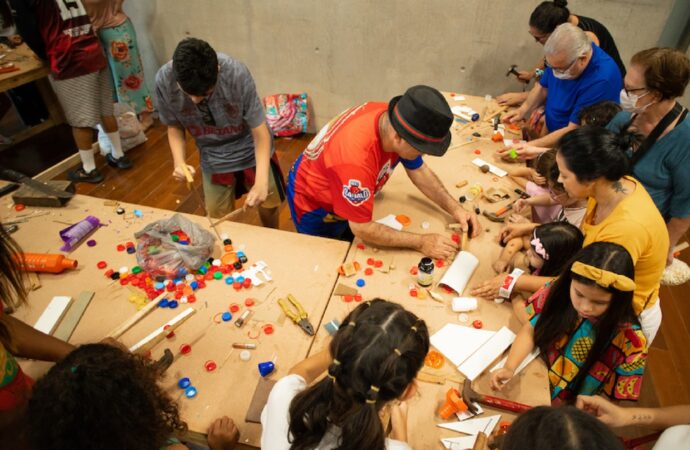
388;85;453;156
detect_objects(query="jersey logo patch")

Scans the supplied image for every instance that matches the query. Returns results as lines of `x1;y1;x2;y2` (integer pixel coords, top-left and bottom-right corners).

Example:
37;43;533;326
342;179;371;206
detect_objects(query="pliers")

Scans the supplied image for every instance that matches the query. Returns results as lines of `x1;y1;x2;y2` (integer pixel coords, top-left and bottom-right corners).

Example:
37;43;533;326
278;294;314;336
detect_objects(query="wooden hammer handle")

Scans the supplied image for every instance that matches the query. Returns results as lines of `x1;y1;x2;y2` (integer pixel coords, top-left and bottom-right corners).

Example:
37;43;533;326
481;395;531;413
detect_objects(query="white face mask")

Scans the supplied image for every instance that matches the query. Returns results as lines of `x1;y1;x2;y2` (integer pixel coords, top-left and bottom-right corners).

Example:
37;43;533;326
620;89;652;114
553;69;576;80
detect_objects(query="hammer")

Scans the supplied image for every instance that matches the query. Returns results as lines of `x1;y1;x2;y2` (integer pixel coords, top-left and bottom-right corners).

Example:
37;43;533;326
505;65;520;78
482;203;514;223
462;379;531;414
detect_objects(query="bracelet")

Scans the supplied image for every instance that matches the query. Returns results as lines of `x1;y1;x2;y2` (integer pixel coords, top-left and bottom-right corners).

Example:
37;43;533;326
498;268;524;299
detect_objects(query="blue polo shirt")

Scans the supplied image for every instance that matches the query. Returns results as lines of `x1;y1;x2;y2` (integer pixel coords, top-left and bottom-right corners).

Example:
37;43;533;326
607;111;690;220
540;43;622;132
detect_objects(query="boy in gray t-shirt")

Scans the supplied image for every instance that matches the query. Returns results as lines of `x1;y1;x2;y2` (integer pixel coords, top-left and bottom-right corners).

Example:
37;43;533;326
154;38;283;226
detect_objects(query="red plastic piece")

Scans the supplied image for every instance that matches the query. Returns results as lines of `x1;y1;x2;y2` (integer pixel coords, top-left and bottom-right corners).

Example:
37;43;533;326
474;149;481;155
242;278;252;288
119;279;128;286
354;294;363;302
204;360;218;372
366;258;375;266
233;281;242;290
97;261;107;269
229;303;240;313
104;269;114;278
180;344;192;354
164;325;175;339
116;244;125;252
409;266;418;275
126;241;134;248
343;295;354;303
364;268;374;276
356;243;366;250
244;298;255;307
436;259;445;268
14;203;25;211
187;295;196;303
262;324;274;335
451;233;460;243
409;288;418;297
472;320;483;329
374;260;383;268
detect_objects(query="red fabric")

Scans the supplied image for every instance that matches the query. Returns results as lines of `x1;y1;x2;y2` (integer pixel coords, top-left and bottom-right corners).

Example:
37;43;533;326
210;153;285;199
0;367;33;411
291;102;400;223
35;0;106;80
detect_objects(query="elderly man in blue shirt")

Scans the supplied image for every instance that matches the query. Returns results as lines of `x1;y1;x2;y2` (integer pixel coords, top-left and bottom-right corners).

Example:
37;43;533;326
499;23;622;161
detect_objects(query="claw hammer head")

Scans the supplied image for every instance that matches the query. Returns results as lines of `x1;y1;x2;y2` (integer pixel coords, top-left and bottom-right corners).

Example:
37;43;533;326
506;64;520;78
462;379;482;414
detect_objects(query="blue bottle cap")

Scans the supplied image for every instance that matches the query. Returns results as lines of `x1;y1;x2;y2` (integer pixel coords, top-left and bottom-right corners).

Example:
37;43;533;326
356;278;365;287
159;299;169;308
126;247;136;254
221;312;232;322
236;276;245;283
190;281;199;290
154;282;165;290
258;361;275;377
225;276;234;285
178;377;191;389
236;251;245;258
184;386;198;398
168;300;179;309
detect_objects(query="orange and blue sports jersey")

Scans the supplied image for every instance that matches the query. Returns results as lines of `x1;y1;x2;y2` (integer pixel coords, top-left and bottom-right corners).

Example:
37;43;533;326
287;102;423;238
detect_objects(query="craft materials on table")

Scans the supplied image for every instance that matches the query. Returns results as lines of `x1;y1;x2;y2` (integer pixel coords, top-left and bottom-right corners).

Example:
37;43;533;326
471;158;507;177
16;253;77;273
59;215;100;251
34;296;72;334
438;251;479;295
277;294;314;336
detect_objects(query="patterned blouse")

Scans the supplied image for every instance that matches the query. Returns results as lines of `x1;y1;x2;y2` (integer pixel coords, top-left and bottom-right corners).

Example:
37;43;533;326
526;285;647;402
0;307;33;411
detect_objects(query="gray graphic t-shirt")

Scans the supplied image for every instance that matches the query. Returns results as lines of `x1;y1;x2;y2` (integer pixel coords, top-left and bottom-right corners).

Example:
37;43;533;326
154;53;270;174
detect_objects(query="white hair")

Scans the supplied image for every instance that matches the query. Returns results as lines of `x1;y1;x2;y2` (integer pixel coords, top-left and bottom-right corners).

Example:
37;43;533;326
544;23;591;61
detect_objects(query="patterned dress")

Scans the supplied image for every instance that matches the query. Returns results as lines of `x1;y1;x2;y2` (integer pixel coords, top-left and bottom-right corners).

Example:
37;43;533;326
0;317;33;411
526;285;647;401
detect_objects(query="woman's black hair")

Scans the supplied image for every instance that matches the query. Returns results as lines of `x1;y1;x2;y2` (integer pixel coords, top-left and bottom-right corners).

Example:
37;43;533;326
529;0;570;34
0;223;28;350
28;343;187;450
531;222;584;276
534;242;637;402
173;37;219;96
288;299;429;450
502;405;625;450
556;126;634;183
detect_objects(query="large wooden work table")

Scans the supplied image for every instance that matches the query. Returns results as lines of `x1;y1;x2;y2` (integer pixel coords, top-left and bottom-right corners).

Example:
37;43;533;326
6;194;349;447
6;93;549;449
309;93;550;448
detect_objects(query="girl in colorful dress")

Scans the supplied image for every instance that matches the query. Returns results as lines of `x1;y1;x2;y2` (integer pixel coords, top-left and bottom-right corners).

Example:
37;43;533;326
84;0;154;130
491;242;647;403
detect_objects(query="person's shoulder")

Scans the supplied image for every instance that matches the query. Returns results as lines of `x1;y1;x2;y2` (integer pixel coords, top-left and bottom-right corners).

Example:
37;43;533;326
155;60;174;86
218;53;252;76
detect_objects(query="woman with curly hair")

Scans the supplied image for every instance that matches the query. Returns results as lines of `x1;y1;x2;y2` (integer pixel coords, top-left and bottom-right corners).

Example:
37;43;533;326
28;343;239;450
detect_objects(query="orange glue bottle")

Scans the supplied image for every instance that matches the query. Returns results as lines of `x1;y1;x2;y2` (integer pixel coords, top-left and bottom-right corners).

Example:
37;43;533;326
16;253;78;274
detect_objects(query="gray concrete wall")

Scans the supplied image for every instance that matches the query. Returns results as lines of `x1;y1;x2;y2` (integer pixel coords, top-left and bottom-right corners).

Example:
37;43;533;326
124;0;675;130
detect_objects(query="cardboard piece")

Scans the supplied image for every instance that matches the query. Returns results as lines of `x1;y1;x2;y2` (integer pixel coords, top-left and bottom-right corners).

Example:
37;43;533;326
458;327;516;381
437;415;501;436
34;296;72;334
430;324;494;367
333;283;358;296
245;378;277;423
53;291;94;341
438;251;479;295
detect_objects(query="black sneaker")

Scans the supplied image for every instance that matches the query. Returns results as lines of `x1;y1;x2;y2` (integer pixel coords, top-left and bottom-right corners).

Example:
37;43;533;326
68;168;104;184
106;153;132;169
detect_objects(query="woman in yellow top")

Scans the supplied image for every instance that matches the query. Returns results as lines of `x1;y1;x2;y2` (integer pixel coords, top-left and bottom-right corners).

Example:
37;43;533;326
555;126;667;343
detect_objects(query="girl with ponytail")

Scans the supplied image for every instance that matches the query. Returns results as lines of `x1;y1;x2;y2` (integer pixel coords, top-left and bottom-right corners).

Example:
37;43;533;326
261;299;429;450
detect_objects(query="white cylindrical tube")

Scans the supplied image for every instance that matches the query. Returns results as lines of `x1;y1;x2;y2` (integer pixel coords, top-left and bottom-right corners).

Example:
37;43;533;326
452;297;478;312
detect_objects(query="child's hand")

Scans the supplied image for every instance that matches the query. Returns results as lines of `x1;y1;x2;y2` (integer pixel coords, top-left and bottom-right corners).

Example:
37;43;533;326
492;260;512;274
512;199;530;214
490;368;515;391
528;169;546;185
207;416;240;450
389;401;409;443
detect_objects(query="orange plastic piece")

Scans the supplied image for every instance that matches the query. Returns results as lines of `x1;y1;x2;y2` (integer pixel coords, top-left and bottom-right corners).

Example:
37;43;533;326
438;388;468;419
395;214;411;227
424;350;445;369
16;253;78;273
491;132;503;142
221;252;239;266
507;123;521;132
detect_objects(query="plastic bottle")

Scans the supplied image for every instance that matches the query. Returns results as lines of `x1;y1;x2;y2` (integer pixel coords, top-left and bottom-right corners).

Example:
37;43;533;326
16;253;78;273
417;257;434;287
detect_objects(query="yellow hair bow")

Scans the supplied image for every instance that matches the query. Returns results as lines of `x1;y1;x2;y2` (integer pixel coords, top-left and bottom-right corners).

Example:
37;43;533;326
571;262;636;292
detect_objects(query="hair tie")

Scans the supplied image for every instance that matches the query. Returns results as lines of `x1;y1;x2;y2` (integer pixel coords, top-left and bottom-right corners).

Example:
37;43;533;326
327;359;342;381
347;321;356;327
393;348;402;356
410;325;418;332
70;365;79;374
530;233;549;261
365;385;380;404
571;261;635;292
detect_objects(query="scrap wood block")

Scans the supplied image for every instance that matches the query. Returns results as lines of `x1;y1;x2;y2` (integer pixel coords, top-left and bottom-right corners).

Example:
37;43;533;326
12;180;74;207
338;261;360;277
333;283;358;296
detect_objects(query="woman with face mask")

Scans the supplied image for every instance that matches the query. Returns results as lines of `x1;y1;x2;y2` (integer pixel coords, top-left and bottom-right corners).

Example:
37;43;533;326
606;48;690;271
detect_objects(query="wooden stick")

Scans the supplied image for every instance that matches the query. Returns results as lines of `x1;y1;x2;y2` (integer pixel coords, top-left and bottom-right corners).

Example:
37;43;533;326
209;206;246;227
106;292;164;339
53;291;94;341
461;230;469;251
130;307;196;354
483;105;508;123
180;164;194;190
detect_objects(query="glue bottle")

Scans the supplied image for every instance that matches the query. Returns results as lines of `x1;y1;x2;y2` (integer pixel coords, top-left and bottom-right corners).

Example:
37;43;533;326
16;253;78;274
417;257;434;287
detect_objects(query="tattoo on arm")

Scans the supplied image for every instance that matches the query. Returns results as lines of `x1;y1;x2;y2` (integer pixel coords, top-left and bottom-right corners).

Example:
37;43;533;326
612;180;628;194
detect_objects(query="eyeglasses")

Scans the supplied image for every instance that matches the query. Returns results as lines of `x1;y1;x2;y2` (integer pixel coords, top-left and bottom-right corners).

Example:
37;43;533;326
546;55;580;75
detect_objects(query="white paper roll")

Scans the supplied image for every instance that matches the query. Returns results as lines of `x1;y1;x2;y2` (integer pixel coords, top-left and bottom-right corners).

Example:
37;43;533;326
439;251;479;295
452;297;478;312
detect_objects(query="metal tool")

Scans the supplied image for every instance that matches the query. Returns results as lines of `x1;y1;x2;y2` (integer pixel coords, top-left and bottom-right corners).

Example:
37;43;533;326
278;294;314;336
180;164;221;241
0;168;73;199
461;379;531;415
505;64;520;78
151;348;174;374
483;203;514;222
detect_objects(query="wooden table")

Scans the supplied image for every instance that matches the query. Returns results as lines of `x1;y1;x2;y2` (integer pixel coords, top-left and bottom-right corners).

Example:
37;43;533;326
6;194;349;447
0;43;65;145
309;94;550;449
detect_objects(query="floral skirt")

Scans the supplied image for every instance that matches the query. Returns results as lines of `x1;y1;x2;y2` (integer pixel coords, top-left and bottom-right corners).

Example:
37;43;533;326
98;18;153;114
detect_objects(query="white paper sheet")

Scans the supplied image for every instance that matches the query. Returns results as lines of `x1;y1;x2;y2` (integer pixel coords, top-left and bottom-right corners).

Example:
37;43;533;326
430;324;494;366
441;435;477;449
458;327;516;381
471;158;507;177
438;251;479;295
437;415;501;435
34;296;72;334
375;214;403;231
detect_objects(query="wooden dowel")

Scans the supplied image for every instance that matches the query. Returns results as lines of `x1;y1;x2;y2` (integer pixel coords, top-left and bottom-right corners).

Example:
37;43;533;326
106;292;164;339
130;307;196;354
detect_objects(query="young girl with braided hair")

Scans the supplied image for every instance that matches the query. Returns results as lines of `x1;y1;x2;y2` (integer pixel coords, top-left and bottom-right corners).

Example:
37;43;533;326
261;299;429;450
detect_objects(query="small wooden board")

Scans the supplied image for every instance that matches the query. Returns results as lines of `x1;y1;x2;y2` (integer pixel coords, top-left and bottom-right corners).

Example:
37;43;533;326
53;291;94;341
12;180;74;207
